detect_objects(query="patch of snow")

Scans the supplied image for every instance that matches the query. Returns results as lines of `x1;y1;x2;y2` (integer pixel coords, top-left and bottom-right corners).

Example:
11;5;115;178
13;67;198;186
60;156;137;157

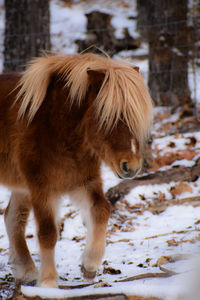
111;15;139;39
50;1;87;53
125;182;174;204
188;61;200;107
101;163;121;192
171;159;195;167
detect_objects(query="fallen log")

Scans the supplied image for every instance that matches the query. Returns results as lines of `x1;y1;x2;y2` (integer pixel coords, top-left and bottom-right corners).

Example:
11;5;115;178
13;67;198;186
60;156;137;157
106;158;200;205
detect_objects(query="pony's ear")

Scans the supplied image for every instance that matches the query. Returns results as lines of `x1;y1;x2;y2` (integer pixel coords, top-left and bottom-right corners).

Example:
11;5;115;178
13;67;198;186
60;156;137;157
87;69;105;88
133;66;140;72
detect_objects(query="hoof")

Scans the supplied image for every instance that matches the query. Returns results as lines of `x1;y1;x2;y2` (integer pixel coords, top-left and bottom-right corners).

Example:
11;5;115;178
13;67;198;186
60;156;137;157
81;265;96;280
23;269;38;284
24;279;37;286
14;266;38;285
39;279;58;288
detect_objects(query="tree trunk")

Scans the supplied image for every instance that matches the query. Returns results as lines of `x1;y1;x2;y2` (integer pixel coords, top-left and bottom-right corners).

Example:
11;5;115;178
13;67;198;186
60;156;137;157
76;11;141;56
4;0;50;73
137;0;191;107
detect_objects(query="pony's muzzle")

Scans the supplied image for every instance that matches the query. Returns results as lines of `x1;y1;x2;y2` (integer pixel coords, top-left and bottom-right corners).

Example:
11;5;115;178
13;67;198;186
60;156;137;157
117;161;141;179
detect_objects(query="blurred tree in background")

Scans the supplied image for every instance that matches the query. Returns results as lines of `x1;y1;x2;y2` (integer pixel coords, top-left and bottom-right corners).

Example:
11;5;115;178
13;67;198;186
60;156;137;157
2;0;199;111
137;0;192;108
4;0;50;72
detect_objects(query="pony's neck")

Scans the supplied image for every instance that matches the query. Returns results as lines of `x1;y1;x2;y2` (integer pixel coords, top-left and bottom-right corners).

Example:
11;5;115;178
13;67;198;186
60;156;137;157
32;78;93;154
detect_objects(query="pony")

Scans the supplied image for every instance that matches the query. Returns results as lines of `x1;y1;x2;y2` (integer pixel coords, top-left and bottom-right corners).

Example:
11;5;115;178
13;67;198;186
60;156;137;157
1;53;153;288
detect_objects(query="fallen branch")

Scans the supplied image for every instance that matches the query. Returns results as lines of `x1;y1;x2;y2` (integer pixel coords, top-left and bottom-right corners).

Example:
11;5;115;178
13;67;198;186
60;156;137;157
159;266;177;276
144;229;200;240
115;269;177;283
106;158;200;205
59;282;97;289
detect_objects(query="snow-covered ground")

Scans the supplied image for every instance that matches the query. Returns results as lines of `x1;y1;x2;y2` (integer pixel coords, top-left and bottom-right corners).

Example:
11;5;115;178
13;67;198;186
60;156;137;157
0;1;200;300
1;156;200;299
1;159;200;300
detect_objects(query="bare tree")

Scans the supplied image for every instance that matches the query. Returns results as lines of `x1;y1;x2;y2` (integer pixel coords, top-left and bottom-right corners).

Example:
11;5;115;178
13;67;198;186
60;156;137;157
137;0;191;108
4;0;50;73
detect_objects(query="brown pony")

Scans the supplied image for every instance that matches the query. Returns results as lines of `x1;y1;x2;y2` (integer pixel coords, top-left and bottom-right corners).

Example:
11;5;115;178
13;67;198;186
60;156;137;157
1;53;153;288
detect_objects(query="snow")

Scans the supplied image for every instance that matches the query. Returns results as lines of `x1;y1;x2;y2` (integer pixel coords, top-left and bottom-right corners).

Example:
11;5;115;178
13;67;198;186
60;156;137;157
188;61;200;107
125;182;174;204
50;1;87;53
16;203;200;300
111;15;139;39
50;0;138;54
1;165;200;300
20;278;188;300
153;132;200;152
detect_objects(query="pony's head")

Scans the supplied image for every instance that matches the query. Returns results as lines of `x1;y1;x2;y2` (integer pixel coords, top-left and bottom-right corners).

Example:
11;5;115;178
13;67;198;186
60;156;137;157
85;110;143;179
16;53;153;179
81;57;153;179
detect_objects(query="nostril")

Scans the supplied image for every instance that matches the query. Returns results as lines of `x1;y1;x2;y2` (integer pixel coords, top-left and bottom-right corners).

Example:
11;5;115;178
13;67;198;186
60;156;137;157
143;159;150;169
122;161;129;173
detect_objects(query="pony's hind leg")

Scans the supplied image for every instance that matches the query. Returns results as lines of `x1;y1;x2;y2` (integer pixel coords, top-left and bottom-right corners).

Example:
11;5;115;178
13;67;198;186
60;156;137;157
71;186;110;279
4;191;38;283
32;194;58;288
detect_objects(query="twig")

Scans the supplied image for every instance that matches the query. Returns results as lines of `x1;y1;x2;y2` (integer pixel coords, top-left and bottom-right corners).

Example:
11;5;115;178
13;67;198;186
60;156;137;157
159;266;178;276
115;269;177;283
144;228;200;240
59;282;97;289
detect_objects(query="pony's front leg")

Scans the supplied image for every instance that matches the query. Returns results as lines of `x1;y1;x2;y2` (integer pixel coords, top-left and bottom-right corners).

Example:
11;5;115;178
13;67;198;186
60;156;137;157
32;194;58;288
81;188;110;279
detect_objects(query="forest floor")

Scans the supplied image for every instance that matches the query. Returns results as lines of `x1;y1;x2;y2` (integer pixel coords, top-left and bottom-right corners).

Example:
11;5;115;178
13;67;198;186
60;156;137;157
1;1;200;299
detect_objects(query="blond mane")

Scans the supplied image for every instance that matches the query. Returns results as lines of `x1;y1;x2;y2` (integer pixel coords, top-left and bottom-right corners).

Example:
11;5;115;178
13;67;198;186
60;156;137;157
16;53;153;145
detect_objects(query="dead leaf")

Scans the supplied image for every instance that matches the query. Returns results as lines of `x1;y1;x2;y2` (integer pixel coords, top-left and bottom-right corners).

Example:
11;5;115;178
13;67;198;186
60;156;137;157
0;208;4;214
94;282;112;288
103;266;121;275
178;149;198;160
156;111;171;121
179;105;194;119
26;234;34;239
155;256;170;266
185;136;197;147
167;238;194;246
167;239;179;246
134;203;144;208
119;1;130;8
163;123;173;133
139;194;146;201
168;141;176;148
170;182;193;197
152;149;198;170
72;236;85;242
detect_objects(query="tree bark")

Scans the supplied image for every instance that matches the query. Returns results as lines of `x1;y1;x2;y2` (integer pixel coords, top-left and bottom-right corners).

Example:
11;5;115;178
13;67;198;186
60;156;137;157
137;0;191;107
4;0;50;73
